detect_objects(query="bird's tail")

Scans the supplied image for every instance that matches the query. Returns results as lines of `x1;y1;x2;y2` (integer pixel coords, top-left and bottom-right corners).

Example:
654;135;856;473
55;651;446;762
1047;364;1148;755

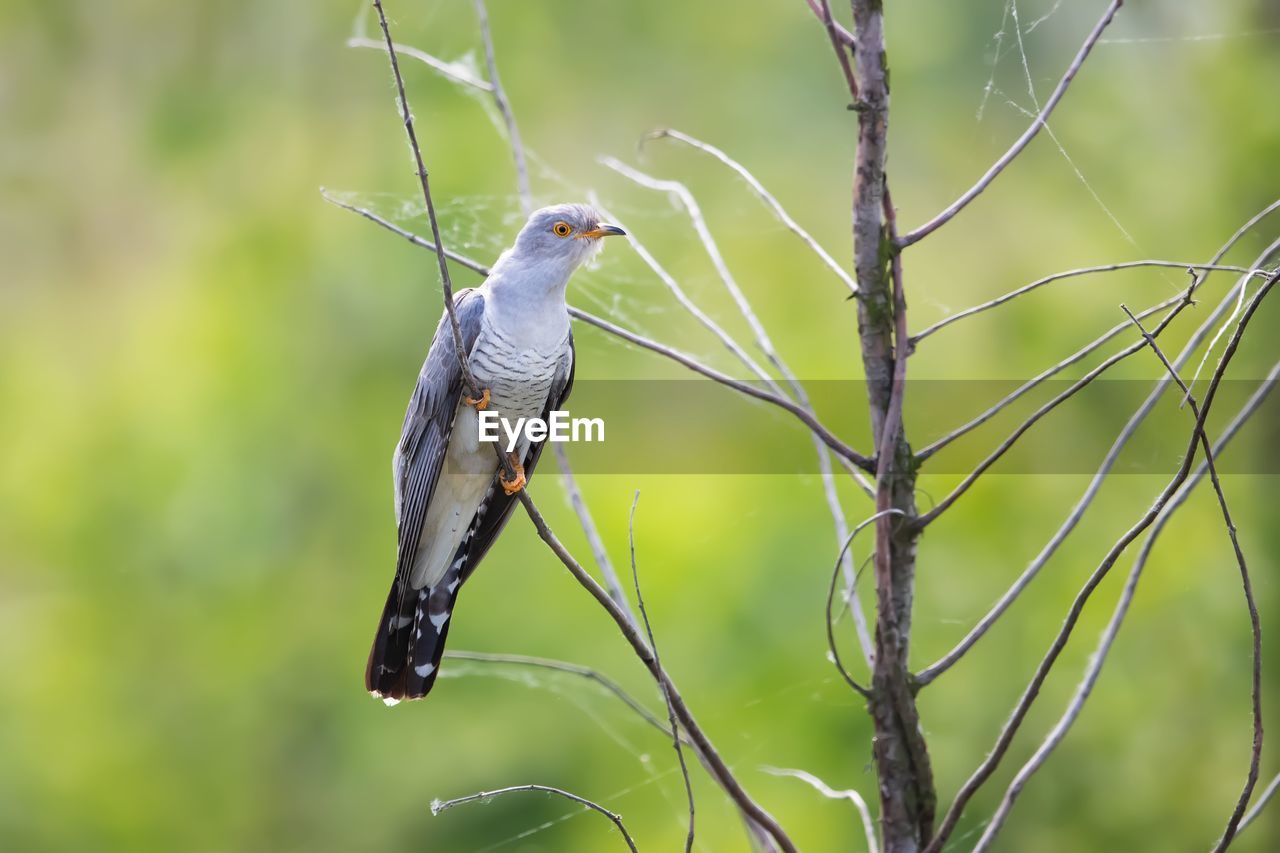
365;558;465;704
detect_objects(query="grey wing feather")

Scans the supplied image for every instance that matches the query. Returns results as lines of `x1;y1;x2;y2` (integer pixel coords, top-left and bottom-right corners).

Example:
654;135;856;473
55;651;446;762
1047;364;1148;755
391;289;487;581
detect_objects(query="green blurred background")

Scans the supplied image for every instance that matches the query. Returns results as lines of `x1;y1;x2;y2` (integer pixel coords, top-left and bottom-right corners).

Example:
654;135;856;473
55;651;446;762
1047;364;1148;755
3;0;1280;850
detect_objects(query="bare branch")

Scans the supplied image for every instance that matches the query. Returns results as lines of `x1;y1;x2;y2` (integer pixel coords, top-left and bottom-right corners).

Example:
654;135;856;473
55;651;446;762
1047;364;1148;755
917;232;1280;684
472;0;532;213
800;0;856;48
370;0;481;403
432;784;639;852
915;288;1194;529
444;649;680;740
1239;772;1280;836
347;35;494;91
827;510;904;698
912;260;1271;344
513;491;797;851
551;445;638;626
627;494;694;853
1113;308;1264;852
899;0;1124;247
915;294;1179;462
926;271;1279;853
586;192;780;391
640;128;856;295
320;190;490;275
972;303;1269;851
763;766;879;853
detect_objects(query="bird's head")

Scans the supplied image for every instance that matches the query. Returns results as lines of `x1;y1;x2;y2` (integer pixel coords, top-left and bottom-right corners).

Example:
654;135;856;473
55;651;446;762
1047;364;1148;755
510;203;626;271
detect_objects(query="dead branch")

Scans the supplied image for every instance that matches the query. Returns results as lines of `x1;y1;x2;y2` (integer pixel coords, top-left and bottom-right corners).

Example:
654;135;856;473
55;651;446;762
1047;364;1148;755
763;766;879;853
432;784;639;852
472;0;531;213
899;0;1124;247
926;271;1278;853
627;494;694;852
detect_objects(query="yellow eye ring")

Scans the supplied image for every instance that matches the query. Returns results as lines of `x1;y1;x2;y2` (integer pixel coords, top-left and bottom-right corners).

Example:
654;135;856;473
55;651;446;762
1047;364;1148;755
552;222;572;238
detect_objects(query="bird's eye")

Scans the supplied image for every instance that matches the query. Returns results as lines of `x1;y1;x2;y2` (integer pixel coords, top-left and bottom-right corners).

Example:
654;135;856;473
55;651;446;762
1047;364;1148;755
552;222;572;237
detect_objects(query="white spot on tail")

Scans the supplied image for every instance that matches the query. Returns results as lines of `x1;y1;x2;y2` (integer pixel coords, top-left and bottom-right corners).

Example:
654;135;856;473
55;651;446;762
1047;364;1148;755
415;662;435;678
382;696;401;707
430;609;450;630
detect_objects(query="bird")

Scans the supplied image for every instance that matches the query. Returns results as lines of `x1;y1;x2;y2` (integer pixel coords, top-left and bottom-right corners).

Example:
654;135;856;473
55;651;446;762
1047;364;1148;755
365;203;625;704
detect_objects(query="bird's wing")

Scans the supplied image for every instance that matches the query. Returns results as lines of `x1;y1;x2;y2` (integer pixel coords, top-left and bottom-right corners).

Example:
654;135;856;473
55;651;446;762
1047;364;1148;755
462;332;575;578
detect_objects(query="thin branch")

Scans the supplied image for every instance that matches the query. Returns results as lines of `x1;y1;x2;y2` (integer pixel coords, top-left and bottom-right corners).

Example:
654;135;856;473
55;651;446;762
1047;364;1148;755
320;190;491;275
472;0;532;214
915;294;1179;461
899;0;1125;247
973;303;1269;851
915;219;1280;685
569;306;873;472
642;128;857;295
432;784;639;852
322;193;875;473
627;494;694;853
912;260;1270;344
444;649;679;740
763;766;879;853
586;192;781;393
1239;772;1280;836
801;0;856;47
926;271;1279;853
827;510;904;698
914;287;1194;529
513;491;797;852
599;158;791;382
552;445;638;626
370;0;482;402
348;35;494;91
1113;308;1264;852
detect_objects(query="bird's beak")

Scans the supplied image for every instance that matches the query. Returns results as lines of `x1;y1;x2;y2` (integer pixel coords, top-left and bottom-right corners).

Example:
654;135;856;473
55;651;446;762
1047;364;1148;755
581;224;626;239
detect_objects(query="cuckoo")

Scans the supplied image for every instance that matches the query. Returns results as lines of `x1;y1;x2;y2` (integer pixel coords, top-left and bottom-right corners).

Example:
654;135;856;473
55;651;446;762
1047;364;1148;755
366;204;625;704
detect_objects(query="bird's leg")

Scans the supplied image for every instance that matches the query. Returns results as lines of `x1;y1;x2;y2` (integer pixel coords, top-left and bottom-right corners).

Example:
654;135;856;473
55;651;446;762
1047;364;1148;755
464;387;491;410
500;452;526;495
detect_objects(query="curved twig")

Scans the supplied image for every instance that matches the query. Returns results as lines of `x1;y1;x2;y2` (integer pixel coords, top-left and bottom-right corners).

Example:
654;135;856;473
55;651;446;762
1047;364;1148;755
763;766;879;853
826;510;904;698
432;784;639;852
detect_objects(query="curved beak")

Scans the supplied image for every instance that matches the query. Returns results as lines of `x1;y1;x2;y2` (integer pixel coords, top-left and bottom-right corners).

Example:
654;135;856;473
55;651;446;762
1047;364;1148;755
582;224;626;239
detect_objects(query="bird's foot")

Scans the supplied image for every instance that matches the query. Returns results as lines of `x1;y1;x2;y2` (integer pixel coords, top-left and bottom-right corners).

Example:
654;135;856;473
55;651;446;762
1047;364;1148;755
500;453;526;495
464;388;491;411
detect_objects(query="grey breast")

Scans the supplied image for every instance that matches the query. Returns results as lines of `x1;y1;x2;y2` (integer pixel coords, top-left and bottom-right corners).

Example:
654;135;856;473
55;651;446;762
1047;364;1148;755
468;316;568;421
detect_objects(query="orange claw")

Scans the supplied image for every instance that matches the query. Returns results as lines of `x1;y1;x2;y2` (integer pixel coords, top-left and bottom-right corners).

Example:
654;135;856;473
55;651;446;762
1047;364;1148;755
465;388;491;411
500;453;526;495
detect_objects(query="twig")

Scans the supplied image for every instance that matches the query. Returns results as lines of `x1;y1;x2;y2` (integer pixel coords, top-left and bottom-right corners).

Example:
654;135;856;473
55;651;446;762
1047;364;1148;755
926;271;1279;853
587;192;782;393
1114;308;1264;852
915;295;1179;461
444;649;678;740
513;491;797;852
801;0;856;47
431;784;639;852
899;0;1124;247
347;35;494;91
552;445;638;626
320;190;491;275
370;0;483;403
1239;772;1280;836
642;128;857;295
627;494;694;853
472;0;532;213
763;766;879;853
827;510;904;698
915;217;1280;685
912;260;1270;344
914;288;1194;529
